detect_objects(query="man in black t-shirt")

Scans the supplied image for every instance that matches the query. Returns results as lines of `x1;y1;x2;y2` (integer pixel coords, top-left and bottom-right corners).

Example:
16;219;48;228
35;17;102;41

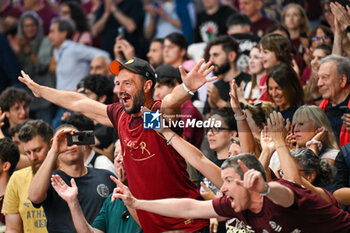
203;35;251;115
194;0;236;43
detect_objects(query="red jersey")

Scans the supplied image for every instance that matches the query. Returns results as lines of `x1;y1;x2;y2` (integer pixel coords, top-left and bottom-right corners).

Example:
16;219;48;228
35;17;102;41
107;101;208;233
213;179;350;233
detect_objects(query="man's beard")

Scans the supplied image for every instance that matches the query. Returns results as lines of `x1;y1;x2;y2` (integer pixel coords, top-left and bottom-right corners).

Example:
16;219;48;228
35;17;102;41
213;60;231;76
31;164;39;174
123;88;145;114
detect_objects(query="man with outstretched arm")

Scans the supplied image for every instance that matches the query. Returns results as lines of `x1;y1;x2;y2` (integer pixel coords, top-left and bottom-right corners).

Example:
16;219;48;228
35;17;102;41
114;153;350;233
19;57;217;233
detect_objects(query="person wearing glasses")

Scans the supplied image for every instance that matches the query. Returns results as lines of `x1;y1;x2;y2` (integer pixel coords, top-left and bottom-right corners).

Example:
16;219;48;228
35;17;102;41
308;25;333;51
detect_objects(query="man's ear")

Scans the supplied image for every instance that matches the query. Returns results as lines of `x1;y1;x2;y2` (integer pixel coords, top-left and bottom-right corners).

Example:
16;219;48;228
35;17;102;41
98;95;107;104
340;74;348;88
144;80;153;94
228;51;237;64
2;161;11;173
4;111;10;119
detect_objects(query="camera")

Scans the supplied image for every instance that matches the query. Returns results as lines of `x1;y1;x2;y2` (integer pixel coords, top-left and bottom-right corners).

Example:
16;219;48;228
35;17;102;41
67;131;95;146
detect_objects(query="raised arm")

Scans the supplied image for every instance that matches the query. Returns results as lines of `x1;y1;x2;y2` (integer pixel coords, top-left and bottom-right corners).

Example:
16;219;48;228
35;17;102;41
238;160;294;208
229;80;260;157
162;128;223;188
51;175;103;233
161;59;217;120
112;178;219;219
18;71;112;127
29;129;72;204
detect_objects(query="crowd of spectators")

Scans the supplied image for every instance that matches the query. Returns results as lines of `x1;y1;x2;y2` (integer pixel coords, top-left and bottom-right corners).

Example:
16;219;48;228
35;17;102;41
2;0;350;232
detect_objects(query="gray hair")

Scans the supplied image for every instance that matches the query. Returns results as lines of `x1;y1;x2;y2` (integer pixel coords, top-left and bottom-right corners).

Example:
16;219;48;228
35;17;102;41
221;153;267;181
93;55;111;67
320;55;350;84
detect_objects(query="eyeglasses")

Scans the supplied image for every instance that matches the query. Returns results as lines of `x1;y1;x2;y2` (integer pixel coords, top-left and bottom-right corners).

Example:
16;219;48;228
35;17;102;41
121;210;130;221
205;127;232;134
312;36;329;42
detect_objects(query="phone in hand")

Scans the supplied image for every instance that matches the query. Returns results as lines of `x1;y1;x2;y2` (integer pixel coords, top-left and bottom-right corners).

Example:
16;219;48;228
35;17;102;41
67;131;95;146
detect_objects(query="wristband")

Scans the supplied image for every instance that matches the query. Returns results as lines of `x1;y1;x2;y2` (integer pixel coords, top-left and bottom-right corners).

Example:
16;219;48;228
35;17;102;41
259;182;271;196
166;133;177;145
182;83;195;96
306;140;322;152
234;111;247;121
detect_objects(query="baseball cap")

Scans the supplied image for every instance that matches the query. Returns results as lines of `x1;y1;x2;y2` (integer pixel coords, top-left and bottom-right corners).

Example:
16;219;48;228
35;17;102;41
110;57;156;83
155;65;182;84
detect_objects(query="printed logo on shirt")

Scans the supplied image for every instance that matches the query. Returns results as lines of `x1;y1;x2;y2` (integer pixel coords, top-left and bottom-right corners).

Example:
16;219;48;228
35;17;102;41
226;218;255;233
269;221;282;232
97;184;110;198
143;110;161;129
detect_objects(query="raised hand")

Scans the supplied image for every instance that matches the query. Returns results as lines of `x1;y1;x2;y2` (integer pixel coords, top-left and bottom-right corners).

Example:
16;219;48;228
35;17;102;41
199;182;215;200
235;160;266;194
18;70;41;97
51;128;76;156
229;80;242;114
267;111;287;144
260;126;275;154
330;1;350;29
110;176;136;208
179;59;218;92
51;175;78;204
312;127;327;143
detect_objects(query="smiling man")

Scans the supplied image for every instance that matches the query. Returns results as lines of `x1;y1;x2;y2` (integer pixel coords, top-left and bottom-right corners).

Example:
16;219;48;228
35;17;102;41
2;120;52;233
18;57;216;232
114;153;350;233
318;55;350;146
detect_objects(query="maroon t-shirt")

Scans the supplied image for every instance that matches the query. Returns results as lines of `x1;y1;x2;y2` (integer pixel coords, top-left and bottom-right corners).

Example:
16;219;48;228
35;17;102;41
213;179;350;233
251;16;276;38
0;4;22;18
181;100;204;149
107;101;208;233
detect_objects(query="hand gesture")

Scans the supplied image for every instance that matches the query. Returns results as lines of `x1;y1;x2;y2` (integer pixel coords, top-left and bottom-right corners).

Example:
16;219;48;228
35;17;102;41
342;113;350;132
207;84;220;109
209;218;219;233
180;59;218;92
115;152;127;184
235;160;266;194
110;176;137;208
200;182;215;200
229;80;242;114
18;70;41;97
51;128;75;156
113;36;135;61
260;126;275;154
285;132;297;150
51;175;78;204
267;111;288;144
311;127;327;142
330;1;350;29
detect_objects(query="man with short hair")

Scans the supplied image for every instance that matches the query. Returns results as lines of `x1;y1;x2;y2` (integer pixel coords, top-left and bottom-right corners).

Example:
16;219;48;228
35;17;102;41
0;138;20;226
90;56;112;76
114;153;350;232
318;55;350;146
19;57;216;232
203;35;251;115
0;87;31;137
2;120;52;233
146;38;164;69
194;0;236;43
28;124;116;233
239;0;275;37
226;13;260;72
48;17;109;128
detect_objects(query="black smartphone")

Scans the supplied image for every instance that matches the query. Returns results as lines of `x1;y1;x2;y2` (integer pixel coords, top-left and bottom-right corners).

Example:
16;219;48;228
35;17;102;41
118;27;125;38
67;131;95;146
339;105;350;114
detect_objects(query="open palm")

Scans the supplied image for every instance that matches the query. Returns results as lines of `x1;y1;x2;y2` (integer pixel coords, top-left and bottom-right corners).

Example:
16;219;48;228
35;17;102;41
51;175;78;203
